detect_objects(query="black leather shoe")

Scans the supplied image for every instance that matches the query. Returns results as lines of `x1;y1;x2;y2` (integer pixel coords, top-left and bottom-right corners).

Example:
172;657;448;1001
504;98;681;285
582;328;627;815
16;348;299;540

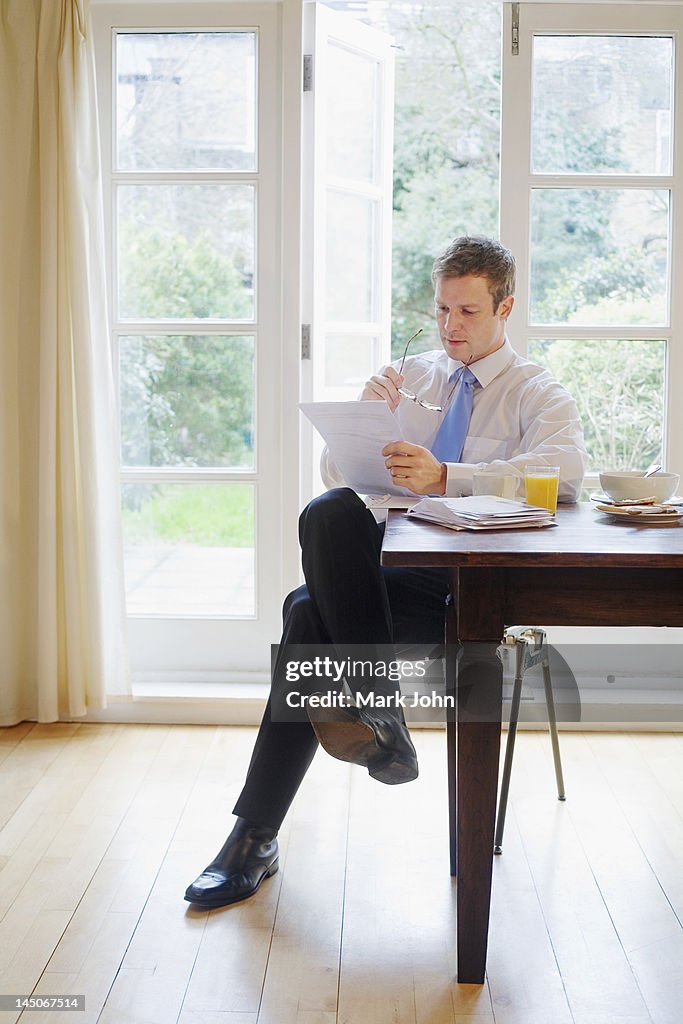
307;699;418;784
184;817;279;908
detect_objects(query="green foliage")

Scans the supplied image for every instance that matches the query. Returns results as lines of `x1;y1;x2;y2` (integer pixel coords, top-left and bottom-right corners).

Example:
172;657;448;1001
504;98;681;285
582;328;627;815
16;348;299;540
528;339;665;471
120;333;254;468
119;224;254;469
377;1;667;476
535;247;661;324
530;189;666;325
117;0;670;536
530;189;616;318
119;222;252;320
381;1;502;357
391;165;499;350
119;222;256;545
122;484;253;547
533;114;621;176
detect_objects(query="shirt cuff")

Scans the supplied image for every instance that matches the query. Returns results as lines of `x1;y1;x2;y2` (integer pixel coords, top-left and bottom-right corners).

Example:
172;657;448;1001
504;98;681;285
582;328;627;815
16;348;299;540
444;462;478;497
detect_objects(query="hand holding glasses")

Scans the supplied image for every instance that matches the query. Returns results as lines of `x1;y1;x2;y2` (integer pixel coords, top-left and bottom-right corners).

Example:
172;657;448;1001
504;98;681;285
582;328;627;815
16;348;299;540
396;328;443;412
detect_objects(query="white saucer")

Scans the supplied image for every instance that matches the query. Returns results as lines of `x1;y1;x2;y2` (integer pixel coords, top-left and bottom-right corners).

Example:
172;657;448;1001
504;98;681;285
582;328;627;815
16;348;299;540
595;504;682;526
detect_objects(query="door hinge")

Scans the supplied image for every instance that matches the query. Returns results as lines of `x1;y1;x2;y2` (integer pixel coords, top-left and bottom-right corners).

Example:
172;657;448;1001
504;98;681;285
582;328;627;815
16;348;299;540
301;323;311;360
511;3;520;56
303;54;313;92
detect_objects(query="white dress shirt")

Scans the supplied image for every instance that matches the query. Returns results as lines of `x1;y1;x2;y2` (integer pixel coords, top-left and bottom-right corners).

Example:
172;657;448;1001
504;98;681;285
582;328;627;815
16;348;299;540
321;337;587;502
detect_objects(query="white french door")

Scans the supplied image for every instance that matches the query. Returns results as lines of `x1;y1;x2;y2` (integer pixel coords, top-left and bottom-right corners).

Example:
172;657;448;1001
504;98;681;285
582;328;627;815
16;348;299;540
500;3;683;486
93;3;290;680
300;0;395;501
500;2;683;661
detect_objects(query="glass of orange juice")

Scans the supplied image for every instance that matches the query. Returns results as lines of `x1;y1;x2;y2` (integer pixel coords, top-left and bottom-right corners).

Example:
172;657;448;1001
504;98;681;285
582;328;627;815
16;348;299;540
524;465;560;513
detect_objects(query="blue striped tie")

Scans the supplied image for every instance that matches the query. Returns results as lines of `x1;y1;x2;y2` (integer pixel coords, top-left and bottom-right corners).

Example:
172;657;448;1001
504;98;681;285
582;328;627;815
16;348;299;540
430;366;477;464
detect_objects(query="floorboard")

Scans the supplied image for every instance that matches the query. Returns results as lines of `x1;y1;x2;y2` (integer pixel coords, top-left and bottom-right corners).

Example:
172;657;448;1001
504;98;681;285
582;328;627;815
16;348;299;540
0;725;681;1024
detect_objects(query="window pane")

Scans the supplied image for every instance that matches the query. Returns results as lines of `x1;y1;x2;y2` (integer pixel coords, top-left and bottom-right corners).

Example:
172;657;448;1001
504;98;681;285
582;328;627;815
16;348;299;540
122;483;254;616
120;335;254;468
325;334;377;388
116;32;256;171
118;185;254;320
532;36;673;175
530;188;669;325
326;191;377;321
528;339;666;473
327;43;378;183
382;0;501;357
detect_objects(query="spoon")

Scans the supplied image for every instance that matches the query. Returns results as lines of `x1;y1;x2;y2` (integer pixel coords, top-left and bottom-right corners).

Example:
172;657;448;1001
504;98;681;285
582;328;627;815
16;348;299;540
643;463;662;478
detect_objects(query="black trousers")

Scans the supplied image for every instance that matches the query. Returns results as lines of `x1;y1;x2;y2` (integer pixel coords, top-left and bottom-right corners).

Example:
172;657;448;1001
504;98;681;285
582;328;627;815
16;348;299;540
232;488;451;829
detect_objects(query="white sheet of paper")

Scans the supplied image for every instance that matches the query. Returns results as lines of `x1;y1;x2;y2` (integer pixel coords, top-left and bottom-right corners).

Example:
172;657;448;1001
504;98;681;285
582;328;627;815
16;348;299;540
299;400;413;497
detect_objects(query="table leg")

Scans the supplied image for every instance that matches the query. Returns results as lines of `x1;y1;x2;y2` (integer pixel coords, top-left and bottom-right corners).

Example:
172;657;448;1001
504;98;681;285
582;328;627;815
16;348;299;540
451;568;504;985
446;593;458;877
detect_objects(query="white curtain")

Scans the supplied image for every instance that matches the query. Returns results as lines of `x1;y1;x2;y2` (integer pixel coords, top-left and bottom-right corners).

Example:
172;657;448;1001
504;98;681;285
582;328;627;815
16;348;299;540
0;0;130;723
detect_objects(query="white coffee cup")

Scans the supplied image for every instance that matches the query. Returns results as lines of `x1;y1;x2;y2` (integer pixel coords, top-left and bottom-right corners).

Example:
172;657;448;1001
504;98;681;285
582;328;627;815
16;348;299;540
472;472;517;499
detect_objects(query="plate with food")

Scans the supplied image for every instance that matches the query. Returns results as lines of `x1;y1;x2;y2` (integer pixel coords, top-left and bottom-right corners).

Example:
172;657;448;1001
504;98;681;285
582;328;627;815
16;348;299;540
594;501;682;526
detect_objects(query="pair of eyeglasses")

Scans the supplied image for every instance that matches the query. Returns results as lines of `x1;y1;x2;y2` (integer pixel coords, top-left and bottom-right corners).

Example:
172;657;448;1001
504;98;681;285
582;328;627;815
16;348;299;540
396;328;443;412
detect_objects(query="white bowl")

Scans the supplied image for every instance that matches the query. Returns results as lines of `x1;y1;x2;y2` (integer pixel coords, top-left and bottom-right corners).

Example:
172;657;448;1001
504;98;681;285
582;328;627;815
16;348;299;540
599;470;679;503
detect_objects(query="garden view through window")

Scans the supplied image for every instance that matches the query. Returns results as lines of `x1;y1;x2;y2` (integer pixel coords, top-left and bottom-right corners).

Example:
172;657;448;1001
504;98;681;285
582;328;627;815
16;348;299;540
360;4;670;474
115;4;673;620
116;30;258;617
525;31;672;473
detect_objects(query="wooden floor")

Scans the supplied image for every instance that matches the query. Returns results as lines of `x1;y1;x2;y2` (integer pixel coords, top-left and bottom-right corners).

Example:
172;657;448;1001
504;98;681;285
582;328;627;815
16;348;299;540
1;724;683;1024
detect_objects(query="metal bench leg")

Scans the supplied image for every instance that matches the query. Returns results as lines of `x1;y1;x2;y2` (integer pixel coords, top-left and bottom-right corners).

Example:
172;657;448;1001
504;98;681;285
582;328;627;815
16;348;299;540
494;642;524;854
542;653;566;801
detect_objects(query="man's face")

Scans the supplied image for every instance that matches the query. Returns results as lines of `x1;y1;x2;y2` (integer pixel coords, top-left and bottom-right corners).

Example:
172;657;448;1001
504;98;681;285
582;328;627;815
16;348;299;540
434;274;514;364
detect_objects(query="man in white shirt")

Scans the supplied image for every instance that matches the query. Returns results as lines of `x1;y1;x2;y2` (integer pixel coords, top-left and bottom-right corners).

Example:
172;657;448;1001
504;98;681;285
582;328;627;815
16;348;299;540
184;236;587;910
322;245;584;501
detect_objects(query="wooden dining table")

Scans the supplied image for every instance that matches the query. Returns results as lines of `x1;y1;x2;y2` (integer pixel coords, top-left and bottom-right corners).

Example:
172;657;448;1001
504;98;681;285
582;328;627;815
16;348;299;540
380;501;683;984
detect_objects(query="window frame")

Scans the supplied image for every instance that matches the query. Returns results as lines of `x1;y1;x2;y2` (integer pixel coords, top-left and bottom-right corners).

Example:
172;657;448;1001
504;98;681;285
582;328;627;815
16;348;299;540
500;2;683;486
299;0;395;502
92;1;301;680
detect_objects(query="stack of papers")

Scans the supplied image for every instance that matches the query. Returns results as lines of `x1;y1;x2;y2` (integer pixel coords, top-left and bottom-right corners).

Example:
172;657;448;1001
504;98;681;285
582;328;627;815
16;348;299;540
408;495;556;531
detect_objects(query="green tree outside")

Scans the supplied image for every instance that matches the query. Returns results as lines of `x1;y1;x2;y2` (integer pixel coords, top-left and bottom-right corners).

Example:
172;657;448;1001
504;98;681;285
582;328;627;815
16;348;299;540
119;223;254;541
529;338;665;472
119;0;670;549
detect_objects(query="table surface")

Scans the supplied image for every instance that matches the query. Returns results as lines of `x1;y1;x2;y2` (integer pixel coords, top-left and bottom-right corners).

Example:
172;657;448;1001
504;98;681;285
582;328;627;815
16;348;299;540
381;501;683;568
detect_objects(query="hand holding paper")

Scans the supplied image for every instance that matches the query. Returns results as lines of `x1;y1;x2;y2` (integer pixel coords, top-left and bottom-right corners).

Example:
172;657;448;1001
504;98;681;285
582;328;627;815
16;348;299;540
382;441;446;495
300;401;415;497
